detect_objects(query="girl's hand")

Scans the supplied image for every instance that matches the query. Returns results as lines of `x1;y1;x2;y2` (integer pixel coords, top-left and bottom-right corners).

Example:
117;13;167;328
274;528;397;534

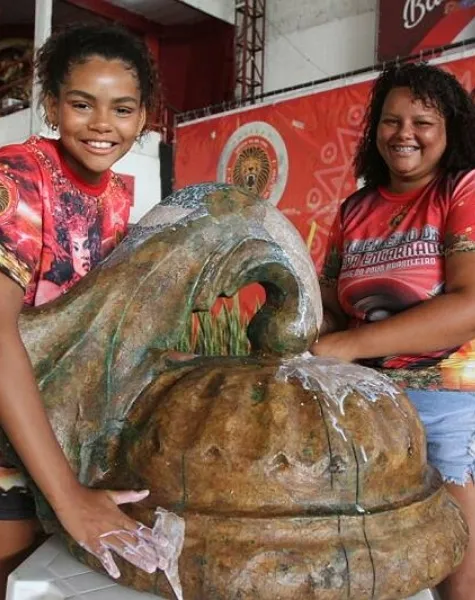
53;485;168;579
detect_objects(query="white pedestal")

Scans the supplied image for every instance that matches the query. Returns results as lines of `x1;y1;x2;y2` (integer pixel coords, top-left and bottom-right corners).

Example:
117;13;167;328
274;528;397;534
6;536;438;600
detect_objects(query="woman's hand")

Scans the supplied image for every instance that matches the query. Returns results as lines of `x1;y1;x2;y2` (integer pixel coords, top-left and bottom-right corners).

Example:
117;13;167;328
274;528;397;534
311;331;358;362
53;485;169;579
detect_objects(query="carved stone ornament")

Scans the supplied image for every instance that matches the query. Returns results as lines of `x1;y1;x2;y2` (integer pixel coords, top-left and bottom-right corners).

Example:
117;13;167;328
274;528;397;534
1;184;467;599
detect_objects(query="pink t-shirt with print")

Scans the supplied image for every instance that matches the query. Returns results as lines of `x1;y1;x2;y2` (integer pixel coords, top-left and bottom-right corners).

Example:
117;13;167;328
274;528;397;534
322;170;475;390
0;135;131;306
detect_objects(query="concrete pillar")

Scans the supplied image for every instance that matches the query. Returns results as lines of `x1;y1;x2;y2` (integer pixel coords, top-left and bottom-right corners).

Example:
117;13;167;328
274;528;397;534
30;0;53;134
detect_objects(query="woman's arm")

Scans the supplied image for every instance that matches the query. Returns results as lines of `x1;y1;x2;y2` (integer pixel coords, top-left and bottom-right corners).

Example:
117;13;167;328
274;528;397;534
319;283;348;335
313;252;475;361
0;273;162;578
317;207;347;336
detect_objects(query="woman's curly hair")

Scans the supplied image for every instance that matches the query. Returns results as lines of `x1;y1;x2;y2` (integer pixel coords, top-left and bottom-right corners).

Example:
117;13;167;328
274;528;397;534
35;22;158;129
354;62;475;188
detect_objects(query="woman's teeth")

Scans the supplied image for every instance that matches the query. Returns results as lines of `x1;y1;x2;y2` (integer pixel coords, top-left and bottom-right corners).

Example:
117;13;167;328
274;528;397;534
392;145;418;153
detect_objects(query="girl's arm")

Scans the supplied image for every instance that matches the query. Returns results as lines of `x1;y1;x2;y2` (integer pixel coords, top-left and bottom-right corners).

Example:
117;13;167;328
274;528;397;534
0;273;161;578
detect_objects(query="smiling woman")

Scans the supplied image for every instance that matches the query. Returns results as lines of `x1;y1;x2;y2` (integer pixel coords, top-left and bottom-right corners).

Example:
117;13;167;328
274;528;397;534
0;22;162;600
312;62;475;600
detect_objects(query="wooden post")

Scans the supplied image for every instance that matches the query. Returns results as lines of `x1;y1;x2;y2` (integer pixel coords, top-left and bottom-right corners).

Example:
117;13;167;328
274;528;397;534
30;0;53;134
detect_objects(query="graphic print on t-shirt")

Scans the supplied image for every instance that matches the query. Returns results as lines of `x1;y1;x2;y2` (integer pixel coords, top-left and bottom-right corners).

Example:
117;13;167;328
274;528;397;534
339;219;451;369
40;191;102;298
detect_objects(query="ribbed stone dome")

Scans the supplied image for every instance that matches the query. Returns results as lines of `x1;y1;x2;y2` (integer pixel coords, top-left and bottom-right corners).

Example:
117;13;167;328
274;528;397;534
91;356;467;600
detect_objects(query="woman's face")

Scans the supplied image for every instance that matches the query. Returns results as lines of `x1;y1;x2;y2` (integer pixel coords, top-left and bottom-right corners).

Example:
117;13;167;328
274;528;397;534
71;233;91;277
376;86;447;192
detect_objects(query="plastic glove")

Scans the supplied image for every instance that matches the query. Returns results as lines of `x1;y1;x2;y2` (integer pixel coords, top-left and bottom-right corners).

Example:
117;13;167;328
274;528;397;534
152;508;185;600
79;520;167;579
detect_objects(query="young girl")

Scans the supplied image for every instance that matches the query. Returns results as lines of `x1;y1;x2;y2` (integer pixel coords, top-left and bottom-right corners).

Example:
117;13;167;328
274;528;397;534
0;23;162;595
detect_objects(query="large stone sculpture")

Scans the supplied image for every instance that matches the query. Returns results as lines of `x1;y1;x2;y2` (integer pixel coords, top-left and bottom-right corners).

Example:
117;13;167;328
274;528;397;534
1;184;468;599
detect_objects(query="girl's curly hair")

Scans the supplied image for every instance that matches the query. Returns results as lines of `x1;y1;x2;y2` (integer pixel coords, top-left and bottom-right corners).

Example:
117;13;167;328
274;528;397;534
354;62;475;188
35;22;158;129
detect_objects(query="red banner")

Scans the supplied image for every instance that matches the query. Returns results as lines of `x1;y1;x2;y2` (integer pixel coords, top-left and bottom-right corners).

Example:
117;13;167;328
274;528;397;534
175;55;475;276
377;0;475;62
176;83;369;273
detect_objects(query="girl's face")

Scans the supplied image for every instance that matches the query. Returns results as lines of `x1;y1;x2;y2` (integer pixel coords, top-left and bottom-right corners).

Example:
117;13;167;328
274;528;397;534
46;55;146;184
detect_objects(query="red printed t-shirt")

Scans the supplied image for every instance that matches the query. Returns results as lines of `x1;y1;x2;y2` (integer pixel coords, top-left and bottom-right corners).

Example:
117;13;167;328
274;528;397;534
0;136;131;306
321;170;475;391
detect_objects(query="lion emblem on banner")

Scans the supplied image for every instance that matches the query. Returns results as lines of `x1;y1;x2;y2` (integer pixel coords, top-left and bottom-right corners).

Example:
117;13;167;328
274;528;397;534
232;146;271;195
217;122;289;206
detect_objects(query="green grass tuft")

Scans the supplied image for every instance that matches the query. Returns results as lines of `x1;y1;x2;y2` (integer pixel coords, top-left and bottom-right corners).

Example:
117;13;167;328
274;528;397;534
176;296;254;356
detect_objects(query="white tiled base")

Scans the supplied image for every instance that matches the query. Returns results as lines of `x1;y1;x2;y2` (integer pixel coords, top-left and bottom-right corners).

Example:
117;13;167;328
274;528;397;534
6;536;438;600
410;592;439;600
6;537;163;600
